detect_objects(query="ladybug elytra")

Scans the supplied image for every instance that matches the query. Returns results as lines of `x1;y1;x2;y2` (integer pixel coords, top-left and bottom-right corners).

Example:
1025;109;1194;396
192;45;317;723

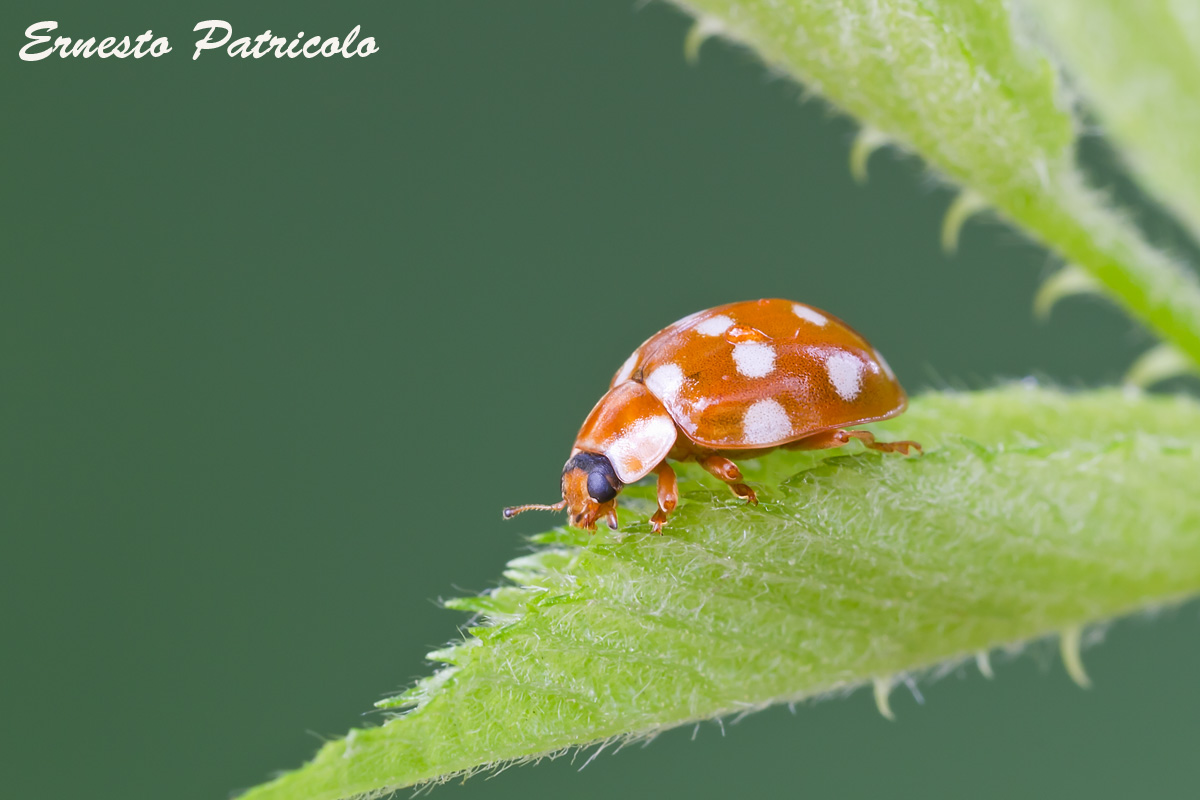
504;299;920;532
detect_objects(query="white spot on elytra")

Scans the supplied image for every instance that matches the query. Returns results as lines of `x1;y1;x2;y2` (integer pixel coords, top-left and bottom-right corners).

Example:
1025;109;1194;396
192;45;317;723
873;348;896;381
742;398;791;444
605;414;677;482
614;350;639;384
792;304;828;326
694;314;734;336
826;351;864;401
732;341;776;378
645;363;684;402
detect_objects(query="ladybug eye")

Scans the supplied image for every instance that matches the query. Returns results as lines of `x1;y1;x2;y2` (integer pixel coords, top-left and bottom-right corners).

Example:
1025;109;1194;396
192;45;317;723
587;469;619;504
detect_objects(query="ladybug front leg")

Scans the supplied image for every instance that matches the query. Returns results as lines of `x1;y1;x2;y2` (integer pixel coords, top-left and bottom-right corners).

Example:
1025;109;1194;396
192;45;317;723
650;461;678;533
697;455;758;505
789;429;922;455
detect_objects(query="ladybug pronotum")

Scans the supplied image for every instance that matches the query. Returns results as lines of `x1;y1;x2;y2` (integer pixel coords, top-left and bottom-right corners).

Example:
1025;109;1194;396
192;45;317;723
504;298;920;532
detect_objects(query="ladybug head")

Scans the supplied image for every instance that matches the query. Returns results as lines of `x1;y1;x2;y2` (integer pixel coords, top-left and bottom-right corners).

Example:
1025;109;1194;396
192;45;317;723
502;451;623;531
560;451;623;530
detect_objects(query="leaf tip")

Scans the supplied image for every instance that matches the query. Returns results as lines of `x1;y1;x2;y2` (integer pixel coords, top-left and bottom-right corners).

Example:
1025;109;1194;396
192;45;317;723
975;650;995;680
940;190;988;255
873;677;896;721
1033;264;1101;321
683;17;724;66
849;128;890;184
1060;627;1092;689
1124;343;1198;389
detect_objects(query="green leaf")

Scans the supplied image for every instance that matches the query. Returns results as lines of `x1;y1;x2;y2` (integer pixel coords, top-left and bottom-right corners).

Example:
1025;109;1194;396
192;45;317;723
672;0;1200;365
238;387;1200;799
1026;0;1200;241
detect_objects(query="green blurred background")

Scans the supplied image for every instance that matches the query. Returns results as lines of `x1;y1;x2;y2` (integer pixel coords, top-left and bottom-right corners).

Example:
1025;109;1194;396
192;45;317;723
4;2;1198;798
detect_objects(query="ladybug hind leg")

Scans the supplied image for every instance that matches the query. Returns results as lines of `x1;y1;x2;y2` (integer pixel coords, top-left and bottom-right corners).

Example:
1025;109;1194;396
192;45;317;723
789;429;922;455
839;429;922;455
697;455;758;505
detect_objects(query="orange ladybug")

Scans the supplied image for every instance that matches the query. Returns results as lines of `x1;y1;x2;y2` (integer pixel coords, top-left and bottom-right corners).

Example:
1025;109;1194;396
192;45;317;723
504;299;920;532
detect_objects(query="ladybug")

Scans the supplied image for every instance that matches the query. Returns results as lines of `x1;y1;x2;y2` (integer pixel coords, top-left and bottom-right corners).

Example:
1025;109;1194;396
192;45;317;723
503;299;920;532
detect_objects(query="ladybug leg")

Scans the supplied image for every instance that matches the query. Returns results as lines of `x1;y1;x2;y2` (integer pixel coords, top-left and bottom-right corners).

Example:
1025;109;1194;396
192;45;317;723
604;506;619;531
697;455;758;505
650;461;678;534
789;429;922;455
839;429;922;455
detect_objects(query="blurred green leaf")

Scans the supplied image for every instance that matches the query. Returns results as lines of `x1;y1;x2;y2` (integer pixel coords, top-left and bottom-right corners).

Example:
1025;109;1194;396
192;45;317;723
673;0;1200;366
1027;0;1200;241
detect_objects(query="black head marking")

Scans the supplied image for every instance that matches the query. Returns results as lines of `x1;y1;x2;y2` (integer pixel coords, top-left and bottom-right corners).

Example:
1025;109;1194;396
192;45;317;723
563;451;622;503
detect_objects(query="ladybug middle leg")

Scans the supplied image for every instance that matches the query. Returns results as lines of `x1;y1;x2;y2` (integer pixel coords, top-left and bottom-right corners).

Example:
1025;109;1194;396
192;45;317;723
787;429;922;455
697;455;758;505
650;461;678;533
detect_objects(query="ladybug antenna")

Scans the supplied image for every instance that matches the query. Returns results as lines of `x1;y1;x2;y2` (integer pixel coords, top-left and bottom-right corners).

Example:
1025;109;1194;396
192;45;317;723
502;500;566;520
